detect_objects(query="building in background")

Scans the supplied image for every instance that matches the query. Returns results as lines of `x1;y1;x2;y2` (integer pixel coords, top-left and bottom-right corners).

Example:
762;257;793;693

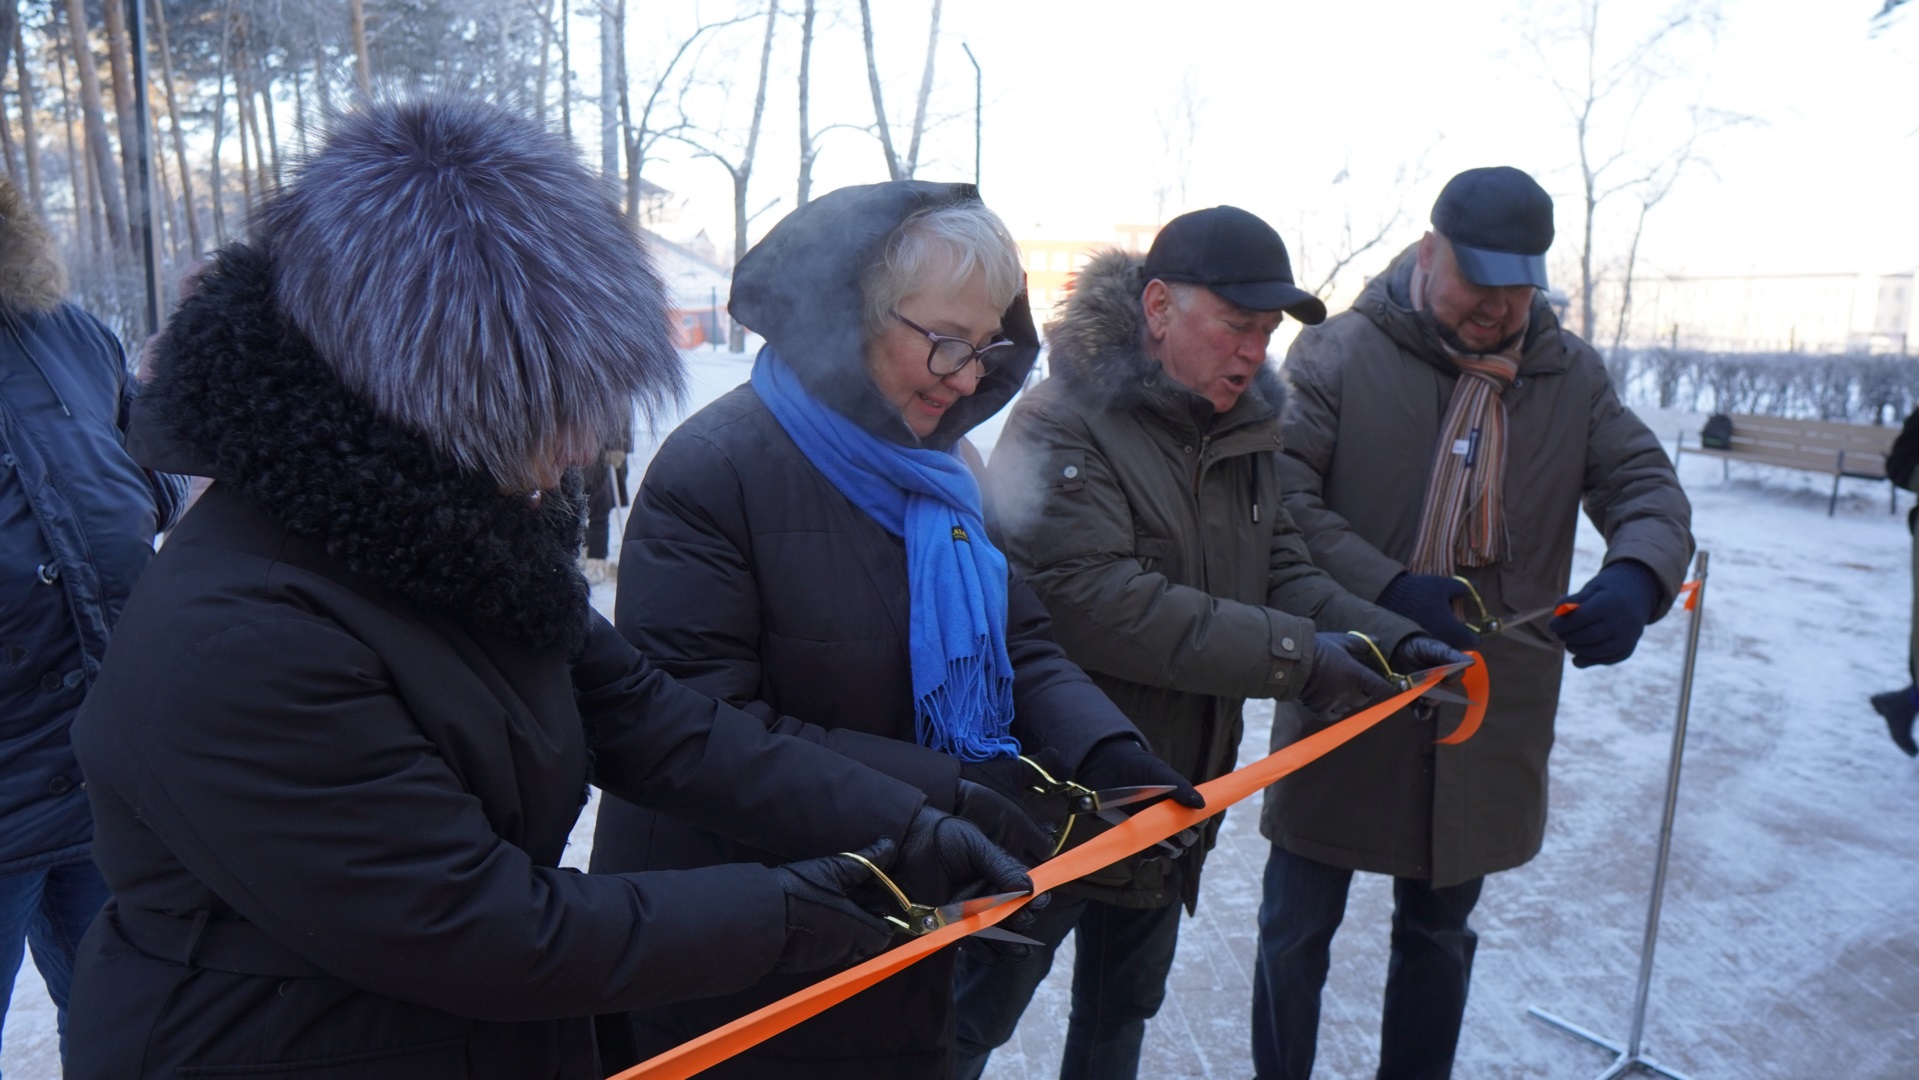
1614;269;1917;354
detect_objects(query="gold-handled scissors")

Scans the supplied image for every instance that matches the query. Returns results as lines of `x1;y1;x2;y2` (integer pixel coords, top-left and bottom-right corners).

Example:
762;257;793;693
1345;632;1476;705
1018;755;1194;858
1451;577;1571;651
838;851;1041;945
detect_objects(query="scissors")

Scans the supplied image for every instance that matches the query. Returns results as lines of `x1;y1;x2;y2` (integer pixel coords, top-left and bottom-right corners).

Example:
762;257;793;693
1345;632;1478;706
1451;577;1576;650
838;851;1043;945
1017;755;1197;858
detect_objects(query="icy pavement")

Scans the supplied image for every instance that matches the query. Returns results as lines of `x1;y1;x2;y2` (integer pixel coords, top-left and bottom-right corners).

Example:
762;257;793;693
7;354;1918;1079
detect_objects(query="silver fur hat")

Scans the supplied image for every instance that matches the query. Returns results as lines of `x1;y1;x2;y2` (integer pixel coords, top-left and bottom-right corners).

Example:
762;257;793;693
260;96;683;492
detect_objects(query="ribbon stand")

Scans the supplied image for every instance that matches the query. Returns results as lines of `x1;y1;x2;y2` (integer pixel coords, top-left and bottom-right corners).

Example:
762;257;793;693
1528;549;1709;1080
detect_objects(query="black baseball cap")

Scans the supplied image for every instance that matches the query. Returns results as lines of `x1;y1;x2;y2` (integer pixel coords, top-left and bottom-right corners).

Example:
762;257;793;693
1431;167;1554;289
1143;206;1327;324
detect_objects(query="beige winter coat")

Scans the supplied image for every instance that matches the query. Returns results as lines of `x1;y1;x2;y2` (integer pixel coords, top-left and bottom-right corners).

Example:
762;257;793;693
1261;246;1694;887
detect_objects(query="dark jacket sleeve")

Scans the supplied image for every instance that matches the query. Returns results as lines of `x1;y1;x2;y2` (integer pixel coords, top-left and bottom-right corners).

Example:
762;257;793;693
1265;499;1422;653
1276;331;1409;601
1888;407;1919;492
1575;344;1695;616
614;425;964;808
118;614;789;1021
989;397;1313;700
574;613;927;855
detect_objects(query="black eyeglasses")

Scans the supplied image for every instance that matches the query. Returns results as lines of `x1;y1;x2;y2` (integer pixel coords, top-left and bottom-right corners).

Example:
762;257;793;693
894;312;1017;376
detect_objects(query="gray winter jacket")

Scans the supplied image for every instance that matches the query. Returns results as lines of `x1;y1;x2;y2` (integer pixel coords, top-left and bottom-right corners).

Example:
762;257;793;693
989;250;1420;911
1261;245;1694;887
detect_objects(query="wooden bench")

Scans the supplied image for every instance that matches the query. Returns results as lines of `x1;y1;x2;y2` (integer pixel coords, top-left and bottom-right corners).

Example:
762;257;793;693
1672;413;1899;516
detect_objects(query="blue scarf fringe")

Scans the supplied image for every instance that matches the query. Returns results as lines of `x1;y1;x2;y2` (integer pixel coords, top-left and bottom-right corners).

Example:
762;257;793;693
752;348;1019;761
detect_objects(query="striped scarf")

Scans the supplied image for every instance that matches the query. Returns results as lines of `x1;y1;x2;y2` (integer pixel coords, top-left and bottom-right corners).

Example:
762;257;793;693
1406;262;1526;575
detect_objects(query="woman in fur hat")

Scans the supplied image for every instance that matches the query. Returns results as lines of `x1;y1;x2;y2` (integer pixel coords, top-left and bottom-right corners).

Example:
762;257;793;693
62;99;1031;1080
586;181;1203;1079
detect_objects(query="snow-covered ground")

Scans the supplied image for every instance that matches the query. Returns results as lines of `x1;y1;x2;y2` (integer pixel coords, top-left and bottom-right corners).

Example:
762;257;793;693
7;349;1916;1079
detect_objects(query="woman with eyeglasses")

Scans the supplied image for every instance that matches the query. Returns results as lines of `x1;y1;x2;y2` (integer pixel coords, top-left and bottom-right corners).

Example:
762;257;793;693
588;181;1198;1079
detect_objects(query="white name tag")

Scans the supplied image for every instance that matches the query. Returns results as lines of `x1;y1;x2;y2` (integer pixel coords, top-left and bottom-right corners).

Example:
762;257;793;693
1453;438;1472;456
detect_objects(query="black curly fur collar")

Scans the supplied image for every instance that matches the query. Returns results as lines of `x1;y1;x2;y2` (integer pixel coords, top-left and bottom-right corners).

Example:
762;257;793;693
138;244;590;653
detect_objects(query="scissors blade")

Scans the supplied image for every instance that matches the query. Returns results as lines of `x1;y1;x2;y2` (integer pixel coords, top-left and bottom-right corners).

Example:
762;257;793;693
1405;660;1474;683
934;890;1031;924
1089;784;1178;811
1494;605;1561;633
971;926;1045;947
1418;686;1476;706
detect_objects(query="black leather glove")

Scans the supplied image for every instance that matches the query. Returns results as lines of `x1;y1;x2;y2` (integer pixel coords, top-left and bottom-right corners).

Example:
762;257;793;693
1391;635;1473;675
1300;632;1396;720
1075;737;1205;810
1551;560;1662;668
894;805;1047;961
1375;573;1480;650
770;838;898;974
958;750;1069;866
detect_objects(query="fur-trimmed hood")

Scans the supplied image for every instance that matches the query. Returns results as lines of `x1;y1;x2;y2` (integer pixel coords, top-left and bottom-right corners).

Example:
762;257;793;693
0;177;66;313
1044;249;1287;418
131;244;591;652
727;180;1040;451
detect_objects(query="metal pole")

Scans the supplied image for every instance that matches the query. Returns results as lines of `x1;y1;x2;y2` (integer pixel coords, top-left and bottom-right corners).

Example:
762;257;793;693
1626;548;1706;1056
1528;549;1708;1080
127;0;161;336
961;42;981;187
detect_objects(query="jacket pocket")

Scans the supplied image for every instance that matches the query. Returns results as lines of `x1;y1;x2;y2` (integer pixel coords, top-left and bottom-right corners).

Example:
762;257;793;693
175;1038;465;1078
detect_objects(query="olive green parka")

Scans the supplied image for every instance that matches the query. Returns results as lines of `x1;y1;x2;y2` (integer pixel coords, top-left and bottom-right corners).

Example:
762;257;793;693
988;251;1419;911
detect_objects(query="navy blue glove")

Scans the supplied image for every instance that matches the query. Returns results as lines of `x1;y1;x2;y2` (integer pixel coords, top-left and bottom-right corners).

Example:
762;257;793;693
1375;573;1480;651
1391;635;1472;675
1551;560;1663;668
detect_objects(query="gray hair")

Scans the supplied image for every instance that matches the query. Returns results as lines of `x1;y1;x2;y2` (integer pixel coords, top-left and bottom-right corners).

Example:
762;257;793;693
261;95;683;492
861;200;1023;340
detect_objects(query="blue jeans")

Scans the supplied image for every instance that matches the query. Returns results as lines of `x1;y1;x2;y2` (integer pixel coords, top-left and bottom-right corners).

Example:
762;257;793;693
0;857;112;1077
1251;846;1483;1080
952;893;1183;1080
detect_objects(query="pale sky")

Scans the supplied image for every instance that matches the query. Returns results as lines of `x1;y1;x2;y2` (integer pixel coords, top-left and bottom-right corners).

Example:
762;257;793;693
631;0;1918;290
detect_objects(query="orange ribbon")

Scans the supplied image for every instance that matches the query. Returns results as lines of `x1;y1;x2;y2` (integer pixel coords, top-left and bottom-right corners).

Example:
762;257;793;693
610;662;1485;1080
1434;650;1490;745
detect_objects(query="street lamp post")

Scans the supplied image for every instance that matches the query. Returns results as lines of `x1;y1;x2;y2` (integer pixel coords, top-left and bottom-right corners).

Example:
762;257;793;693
961;42;981;187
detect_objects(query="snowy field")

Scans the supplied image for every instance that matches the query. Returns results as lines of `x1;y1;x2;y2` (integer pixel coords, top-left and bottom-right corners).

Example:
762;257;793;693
7;346;1917;1079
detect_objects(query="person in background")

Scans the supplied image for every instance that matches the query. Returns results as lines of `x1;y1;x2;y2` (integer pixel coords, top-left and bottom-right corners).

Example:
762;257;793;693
1871;403;1919;756
62;99;1029;1080
589;180;1199;1079
0;174;188;1071
957;205;1460;1080
1256;166;1694;1079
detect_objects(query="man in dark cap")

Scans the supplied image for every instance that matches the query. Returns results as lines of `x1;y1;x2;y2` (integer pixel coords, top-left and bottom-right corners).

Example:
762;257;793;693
1252;166;1694;1078
954;207;1466;1079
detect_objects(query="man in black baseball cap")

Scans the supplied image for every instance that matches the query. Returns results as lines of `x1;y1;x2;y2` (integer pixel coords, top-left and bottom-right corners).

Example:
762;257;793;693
1250;167;1692;1079
951;208;1453;1079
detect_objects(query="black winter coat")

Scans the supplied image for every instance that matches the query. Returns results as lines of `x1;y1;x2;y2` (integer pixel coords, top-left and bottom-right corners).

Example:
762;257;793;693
65;246;928;1080
589;181;1144;1078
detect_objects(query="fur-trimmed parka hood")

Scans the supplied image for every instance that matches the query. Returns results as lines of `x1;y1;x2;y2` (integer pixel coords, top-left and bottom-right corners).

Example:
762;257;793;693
1044;248;1286;420
727;180;1040;451
0;177;67;314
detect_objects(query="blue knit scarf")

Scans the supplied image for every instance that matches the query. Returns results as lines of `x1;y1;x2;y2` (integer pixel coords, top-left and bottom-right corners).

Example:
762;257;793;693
752;348;1019;761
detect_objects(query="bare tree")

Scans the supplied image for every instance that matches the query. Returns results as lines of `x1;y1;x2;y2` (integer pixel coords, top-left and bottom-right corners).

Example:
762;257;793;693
13;18;42;214
599;0;621;180
350;0;371;94
60;0;130;253
855;0;945;180
622;8;754;224
795;0;815;206
1152;70;1205;222
1297;150;1436;301
672;0;779;351
1524;0;1748;341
